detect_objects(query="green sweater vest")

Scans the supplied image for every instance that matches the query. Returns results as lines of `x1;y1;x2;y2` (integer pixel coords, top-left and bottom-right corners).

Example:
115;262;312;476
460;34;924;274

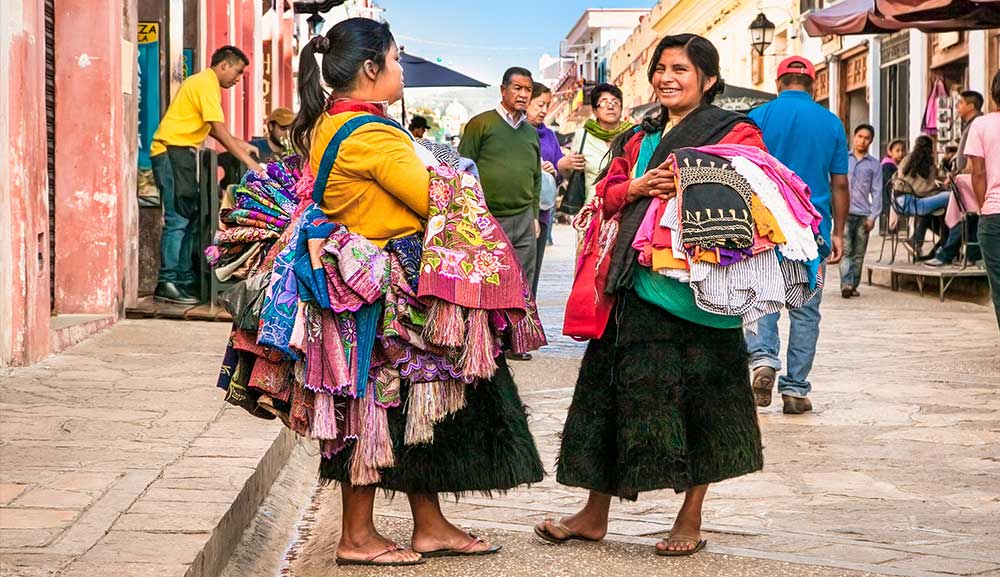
459;110;541;217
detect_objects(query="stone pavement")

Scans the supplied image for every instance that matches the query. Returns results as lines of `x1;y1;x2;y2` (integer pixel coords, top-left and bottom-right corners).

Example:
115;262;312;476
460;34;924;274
369;224;1000;577
0;320;290;577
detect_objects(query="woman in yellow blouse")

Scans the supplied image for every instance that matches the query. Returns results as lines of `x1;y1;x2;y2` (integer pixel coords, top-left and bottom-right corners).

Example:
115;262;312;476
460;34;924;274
289;18;542;567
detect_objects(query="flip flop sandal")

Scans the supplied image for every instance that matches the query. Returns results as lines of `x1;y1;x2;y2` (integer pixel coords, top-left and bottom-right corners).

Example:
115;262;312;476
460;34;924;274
417;535;503;558
335;544;426;566
533;519;602;545
655;536;707;557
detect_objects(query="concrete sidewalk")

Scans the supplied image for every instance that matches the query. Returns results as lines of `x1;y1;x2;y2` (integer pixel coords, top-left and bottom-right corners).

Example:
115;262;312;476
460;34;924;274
0;320;290;577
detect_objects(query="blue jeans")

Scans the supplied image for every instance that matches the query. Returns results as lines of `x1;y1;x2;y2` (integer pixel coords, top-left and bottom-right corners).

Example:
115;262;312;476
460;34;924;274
840;215;871;290
744;265;825;398
152;151;196;286
894;191;950;216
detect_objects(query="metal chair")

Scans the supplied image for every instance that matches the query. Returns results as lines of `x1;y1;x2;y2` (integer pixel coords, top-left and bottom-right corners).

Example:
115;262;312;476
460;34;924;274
948;177;980;270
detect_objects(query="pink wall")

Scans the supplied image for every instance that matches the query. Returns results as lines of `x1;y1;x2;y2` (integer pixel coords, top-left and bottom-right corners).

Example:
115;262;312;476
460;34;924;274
0;0;138;366
0;0;51;365
54;0;138;316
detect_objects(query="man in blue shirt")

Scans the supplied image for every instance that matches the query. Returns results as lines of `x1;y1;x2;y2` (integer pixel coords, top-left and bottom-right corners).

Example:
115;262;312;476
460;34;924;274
744;56;850;415
841;123;882;298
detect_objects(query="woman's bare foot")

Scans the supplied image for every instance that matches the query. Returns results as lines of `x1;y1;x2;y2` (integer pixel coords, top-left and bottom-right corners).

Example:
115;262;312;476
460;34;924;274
536;509;608;542
336;529;422;564
655;518;702;554
411;518;496;554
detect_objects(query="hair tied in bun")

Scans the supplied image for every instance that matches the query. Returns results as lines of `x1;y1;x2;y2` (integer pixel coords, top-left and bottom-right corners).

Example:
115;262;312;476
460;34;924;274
313;35;331;54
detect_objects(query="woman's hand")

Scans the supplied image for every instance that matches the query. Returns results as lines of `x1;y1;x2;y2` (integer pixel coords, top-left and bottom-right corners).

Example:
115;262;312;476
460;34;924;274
626;160;676;204
541;160;557;176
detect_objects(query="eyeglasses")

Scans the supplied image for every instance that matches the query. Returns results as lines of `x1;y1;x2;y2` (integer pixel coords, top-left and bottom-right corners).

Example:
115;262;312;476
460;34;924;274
595;100;621;110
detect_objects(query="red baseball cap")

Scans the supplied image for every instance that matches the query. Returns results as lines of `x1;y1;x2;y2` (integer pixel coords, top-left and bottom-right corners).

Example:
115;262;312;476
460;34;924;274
776;56;816;80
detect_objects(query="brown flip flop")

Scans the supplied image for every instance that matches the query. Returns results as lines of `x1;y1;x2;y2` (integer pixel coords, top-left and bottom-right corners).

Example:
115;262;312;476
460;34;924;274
533;519;602;545
335;544;426;566
655;535;707;557
417;535;502;558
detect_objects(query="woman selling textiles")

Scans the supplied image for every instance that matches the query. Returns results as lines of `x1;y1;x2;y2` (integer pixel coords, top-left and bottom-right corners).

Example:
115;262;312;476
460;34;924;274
288;18;542;566
535;34;765;557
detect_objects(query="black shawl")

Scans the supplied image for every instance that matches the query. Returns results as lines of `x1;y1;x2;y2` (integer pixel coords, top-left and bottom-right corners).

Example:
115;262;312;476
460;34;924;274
604;104;756;294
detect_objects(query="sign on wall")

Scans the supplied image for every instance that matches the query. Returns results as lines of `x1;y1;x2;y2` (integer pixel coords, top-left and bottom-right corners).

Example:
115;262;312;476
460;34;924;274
137;22;160;170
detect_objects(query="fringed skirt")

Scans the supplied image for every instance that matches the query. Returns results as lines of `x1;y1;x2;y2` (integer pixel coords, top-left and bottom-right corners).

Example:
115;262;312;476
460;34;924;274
556;291;763;500
319;355;544;495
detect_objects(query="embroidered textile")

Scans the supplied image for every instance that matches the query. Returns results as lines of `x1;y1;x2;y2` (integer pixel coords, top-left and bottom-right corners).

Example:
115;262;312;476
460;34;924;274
672;149;755;250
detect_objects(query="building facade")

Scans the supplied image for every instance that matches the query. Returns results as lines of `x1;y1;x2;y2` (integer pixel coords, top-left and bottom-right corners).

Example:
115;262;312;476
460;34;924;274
1;0;310;366
549;8;650;131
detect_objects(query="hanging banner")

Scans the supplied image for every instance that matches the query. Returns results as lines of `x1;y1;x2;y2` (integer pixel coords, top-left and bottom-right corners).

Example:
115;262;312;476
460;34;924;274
137;22;161;170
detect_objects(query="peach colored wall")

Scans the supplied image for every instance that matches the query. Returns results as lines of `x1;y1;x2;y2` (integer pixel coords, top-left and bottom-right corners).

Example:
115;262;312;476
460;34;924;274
0;0;51;366
1;0;138;366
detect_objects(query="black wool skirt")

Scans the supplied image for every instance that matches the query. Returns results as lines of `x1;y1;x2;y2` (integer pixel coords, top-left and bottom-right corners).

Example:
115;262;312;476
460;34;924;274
556;291;763;500
320;355;544;495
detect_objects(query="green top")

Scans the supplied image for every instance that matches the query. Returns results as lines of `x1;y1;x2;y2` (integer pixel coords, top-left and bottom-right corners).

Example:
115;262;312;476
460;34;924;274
632;247;743;330
459;110;541;217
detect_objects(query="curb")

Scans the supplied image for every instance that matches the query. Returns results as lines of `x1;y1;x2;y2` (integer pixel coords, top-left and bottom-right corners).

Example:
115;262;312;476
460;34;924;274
185;427;297;577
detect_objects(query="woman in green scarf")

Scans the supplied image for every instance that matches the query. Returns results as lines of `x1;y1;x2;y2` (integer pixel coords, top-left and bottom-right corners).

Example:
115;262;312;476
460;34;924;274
563;83;634;204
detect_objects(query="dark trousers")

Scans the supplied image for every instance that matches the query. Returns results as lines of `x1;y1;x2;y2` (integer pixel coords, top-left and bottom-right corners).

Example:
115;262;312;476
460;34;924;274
531;221;550;296
935;214;981;263
494;209;538;289
978;214;1000;330
151;147;198;286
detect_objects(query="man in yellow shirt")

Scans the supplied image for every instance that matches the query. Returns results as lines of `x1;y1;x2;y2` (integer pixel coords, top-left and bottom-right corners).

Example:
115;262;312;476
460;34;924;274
151;45;263;304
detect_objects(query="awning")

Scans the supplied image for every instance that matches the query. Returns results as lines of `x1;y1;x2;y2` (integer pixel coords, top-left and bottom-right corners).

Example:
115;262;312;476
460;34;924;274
804;0;1000;36
400;52;488;88
876;0;1000;22
629;84;776;117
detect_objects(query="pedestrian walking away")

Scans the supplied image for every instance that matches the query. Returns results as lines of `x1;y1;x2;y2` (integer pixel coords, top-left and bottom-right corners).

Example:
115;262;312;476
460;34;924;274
213;18;545;568
459;66;542;360
150;45;264;305
743;55;850;414
841;124;881;298
965;70;1000;329
537;34;765;558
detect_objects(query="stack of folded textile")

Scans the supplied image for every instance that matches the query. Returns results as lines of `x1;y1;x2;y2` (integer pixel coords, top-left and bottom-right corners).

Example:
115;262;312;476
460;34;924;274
204;155;305;282
214;160;546;485
631;144;828;331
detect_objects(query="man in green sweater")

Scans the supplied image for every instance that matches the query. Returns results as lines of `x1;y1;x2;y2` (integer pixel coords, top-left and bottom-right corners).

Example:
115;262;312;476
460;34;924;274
460;68;542;346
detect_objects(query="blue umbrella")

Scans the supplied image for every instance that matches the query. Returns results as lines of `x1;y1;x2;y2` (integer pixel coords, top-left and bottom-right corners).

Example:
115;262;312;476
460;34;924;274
400;51;488;126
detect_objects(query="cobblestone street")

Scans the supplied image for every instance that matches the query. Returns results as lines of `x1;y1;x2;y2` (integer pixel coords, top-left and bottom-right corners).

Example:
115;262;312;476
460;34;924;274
3;224;998;577
369;224;1000;577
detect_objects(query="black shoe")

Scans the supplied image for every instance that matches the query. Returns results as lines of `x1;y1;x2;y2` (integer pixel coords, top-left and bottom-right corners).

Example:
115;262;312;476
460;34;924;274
851;289;860;297
154;282;199;305
505;351;533;362
782;394;813;415
841;288;853;299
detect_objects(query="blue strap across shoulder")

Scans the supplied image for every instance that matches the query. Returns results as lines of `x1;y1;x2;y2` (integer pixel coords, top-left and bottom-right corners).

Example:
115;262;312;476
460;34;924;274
311;114;411;204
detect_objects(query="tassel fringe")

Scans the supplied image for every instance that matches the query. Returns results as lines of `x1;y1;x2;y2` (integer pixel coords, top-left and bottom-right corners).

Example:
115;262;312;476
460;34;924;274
348;390;394;486
460;309;497;379
310;392;339;440
423;298;466;347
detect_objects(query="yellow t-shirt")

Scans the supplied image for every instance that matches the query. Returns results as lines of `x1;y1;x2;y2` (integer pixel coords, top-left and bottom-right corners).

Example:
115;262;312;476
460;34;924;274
150;69;225;156
309;110;431;247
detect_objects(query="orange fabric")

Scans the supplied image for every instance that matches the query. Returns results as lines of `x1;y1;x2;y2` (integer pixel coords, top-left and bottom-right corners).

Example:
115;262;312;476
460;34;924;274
750;194;787;243
651;248;688;271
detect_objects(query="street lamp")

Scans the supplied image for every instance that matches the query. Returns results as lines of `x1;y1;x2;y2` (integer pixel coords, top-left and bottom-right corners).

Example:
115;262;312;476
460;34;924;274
749;12;776;55
306;12;325;37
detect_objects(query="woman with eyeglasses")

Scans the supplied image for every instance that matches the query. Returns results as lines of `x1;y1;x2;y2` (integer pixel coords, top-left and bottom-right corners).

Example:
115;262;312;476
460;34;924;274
563;83;634;204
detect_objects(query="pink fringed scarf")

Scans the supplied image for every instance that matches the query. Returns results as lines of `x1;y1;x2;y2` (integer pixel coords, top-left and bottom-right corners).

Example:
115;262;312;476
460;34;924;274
418;165;546;373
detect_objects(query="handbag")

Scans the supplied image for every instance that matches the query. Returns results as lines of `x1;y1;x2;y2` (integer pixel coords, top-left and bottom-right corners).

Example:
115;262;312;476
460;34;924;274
562;195;619;341
219;271;270;331
558;132;589;216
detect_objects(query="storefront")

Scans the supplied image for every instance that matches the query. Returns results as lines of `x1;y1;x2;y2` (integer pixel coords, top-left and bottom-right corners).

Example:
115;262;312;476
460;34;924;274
879;31;910;153
814;62;830;110
839;44;871;134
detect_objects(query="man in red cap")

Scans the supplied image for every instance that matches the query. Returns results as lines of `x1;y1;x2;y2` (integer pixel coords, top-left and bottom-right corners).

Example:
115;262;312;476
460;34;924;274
743;55;850;415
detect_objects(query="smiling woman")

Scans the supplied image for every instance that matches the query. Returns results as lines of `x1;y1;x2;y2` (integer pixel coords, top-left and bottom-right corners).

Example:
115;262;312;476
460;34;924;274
539;33;768;559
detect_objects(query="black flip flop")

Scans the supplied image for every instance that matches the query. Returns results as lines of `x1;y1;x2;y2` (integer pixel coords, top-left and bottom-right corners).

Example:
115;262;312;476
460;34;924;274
533;519;601;545
655;536;707;557
417;535;502;558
